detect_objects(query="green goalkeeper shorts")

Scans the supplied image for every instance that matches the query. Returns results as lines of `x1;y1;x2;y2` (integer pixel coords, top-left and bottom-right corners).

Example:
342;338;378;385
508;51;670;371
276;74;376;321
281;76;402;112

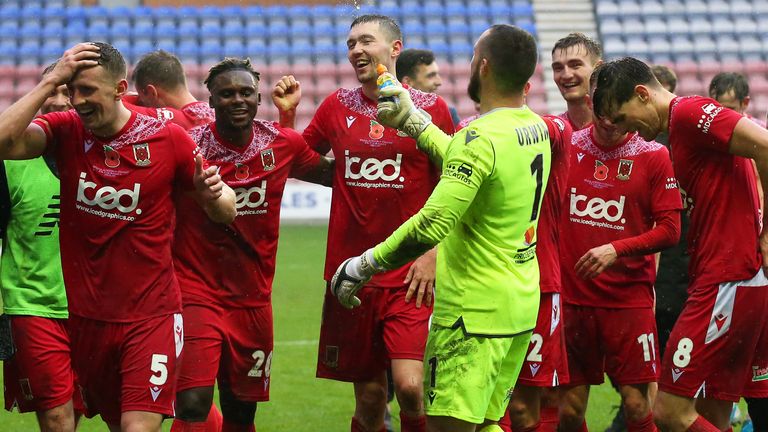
422;323;531;424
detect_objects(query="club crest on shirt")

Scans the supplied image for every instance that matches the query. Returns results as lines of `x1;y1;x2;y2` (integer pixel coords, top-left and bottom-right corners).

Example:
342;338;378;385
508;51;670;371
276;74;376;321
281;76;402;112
103;145;120;168
369;120;385;140
260;149;275;171
132;143;151;166
593;160;608;181
235;163;249;180
616;159;633;181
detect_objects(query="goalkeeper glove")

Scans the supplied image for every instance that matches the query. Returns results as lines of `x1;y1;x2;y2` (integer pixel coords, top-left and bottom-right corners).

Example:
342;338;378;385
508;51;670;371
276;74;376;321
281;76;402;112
377;85;432;139
330;249;383;308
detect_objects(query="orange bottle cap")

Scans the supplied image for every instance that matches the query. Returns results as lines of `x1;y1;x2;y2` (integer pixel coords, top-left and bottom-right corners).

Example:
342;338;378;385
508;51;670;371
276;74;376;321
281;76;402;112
376;64;388;75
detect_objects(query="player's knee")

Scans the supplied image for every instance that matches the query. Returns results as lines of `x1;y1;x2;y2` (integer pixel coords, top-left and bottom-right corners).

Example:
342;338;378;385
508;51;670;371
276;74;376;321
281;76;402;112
620;387;651;421
505;397;535;429
219;386;257;425
394;380;422;412
651;398;678;432
175;388;214;421
38;404;76;432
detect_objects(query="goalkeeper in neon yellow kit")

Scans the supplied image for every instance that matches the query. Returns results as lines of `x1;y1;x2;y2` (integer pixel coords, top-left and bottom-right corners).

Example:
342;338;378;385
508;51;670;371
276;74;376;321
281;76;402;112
330;24;552;432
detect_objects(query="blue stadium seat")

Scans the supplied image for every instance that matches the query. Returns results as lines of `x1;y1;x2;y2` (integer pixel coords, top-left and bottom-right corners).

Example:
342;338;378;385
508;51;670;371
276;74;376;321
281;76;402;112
110;22;131;48
200;23;222;44
65;6;86;25
199;6;222;28
684;0;708;19
312;40;336;61
512;2;534;18
17;42;41;65
730;1;754;18
87;23;110;43
107;6;132;28
131;6;154;28
223;25;245;42
64;21;87;46
84;6;108;27
313;22;335;46
595;0;619;20
449;41;473;62
291;41;313;65
19;24;40;44
600;18;623;38
40;44;63;66
153;6;177;28
177;6;200;26
288;5;312;29
333;22;348;39
200;41;222;65
131;23;154;47
490;4;514;24
267;22;290;46
42;25;65;43
154;41;177;55
41;5;65;28
245;22;266;40
666;16;689;37
639;1;664;21
177;42;200;65
711;17;735;37
518;22;537;36
311;5;334;27
20;4;43;27
154;22;178;46
221;6;244;28
245;39;267;57
445;4;467;26
378;5;400;21
0;45;15;65
267;41;291;65
178;22;200;45
644;17;668;36
688;16;712;37
265;5;289;27
222;41;246;59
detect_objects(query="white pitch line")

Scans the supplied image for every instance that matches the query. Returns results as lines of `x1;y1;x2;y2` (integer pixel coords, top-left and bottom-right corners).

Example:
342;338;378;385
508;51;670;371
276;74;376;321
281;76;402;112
274;339;318;347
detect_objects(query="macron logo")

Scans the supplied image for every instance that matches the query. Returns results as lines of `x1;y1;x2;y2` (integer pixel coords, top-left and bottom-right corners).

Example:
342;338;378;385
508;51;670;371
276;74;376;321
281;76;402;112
346;116;356;128
529;363;541;377
671;368;684;383
150;386;162;401
577;153;585;163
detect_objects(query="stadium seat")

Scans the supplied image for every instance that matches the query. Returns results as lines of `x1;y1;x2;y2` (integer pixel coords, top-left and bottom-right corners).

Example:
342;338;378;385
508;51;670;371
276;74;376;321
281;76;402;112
200;23;222;45
177;43;199;65
223;25;246;47
152;6;177;28
242;6;265;27
178;22;200;46
288;5;312;29
177;6;200;26
199;6;222;28
41;5;65;28
311;5;334;27
200;42;222;65
87;23;110;43
131;23;154;47
64;21;87;47
265;5;290;28
220;6;244;28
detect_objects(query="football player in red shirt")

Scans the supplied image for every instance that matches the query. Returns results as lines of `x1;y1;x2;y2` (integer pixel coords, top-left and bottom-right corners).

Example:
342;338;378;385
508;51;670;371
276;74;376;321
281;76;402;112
0;42;235;431
273;14;455;432
592;57;768;432
171;58;332;432
551;33;602;132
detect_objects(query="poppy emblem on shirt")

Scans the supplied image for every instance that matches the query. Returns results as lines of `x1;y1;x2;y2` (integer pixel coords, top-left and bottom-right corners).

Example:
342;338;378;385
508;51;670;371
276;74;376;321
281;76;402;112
103;145;120;168
133;143;151;167
261;149;275;171
235;163;249;180
593;160;608;181
616;159;633;181
369;120;385;139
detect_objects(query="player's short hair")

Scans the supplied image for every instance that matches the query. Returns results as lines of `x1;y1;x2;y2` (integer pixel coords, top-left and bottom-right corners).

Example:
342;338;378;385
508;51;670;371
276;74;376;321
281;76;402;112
203;58;261;91
552;33;602;62
709;72;750;101
92;42;126;81
350;14;402;43
42;62;57;77
132;50;187;91
396;49;435;81
651;65;678;92
591;57;661;119
478;24;538;94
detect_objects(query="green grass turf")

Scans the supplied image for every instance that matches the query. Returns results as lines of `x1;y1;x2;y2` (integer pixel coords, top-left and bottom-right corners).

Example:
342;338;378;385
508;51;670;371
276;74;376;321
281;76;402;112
0;224;749;431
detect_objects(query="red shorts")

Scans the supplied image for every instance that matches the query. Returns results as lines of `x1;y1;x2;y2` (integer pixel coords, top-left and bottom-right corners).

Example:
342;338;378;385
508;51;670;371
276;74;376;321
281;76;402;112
564;304;659;386
68;313;183;425
659;269;768;402
3;316;84;414
518;293;569;387
317;284;431;382
177;304;273;402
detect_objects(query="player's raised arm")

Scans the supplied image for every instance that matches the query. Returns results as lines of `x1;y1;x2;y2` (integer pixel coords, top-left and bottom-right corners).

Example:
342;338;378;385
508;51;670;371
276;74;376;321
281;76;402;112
272;75;301;129
0;44;100;160
727;118;768;268
192;154;237;224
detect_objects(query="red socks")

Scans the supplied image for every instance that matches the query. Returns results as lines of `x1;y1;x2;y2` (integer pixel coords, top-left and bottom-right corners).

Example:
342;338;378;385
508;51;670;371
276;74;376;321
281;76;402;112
686;416;721;432
206;405;223;432
579;420;589;432
400;412;426;432
627;413;657;432
538;407;559;432
222;421;255;432
350;417;387;432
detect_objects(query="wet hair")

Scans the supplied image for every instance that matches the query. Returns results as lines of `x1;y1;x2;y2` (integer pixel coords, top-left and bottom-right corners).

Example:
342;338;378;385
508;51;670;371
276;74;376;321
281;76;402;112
350;14;402;42
591;57;661;119
91;41;126;80
203;58;261;91
651;65;678;92
396;49;436;81
709;72;750;101
132;50;187;91
478;24;538;94
552;33;602;62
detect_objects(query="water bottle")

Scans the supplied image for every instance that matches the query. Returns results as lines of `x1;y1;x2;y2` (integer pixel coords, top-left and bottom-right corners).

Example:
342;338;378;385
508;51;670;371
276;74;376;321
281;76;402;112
376;64;398;103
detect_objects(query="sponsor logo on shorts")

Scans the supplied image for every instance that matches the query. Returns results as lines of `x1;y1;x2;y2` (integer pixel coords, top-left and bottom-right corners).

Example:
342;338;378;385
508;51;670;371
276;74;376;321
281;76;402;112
752;365;768;382
427;390;436;405
150;385;162;401
529;363;541;377
671;367;684;383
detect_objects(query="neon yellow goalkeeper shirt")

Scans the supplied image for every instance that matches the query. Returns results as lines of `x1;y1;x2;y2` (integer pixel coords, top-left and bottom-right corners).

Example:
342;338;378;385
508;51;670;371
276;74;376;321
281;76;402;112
373;106;551;335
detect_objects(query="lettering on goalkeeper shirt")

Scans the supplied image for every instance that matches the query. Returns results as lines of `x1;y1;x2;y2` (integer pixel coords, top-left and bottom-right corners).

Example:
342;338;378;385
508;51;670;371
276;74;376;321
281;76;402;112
515;122;549;147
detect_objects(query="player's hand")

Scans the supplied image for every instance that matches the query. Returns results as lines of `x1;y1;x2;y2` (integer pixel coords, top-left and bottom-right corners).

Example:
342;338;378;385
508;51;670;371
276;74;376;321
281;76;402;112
193;154;224;201
47;43;101;86
272;75;301;112
330;249;382;309
404;248;435;308
377;85;432;139
575;243;618;279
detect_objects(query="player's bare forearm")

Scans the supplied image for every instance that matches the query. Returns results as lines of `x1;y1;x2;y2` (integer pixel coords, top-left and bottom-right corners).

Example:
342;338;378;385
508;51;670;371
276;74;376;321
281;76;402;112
0;77;58;160
202;184;237;224
294;156;334;187
278;109;297;130
417;123;451;169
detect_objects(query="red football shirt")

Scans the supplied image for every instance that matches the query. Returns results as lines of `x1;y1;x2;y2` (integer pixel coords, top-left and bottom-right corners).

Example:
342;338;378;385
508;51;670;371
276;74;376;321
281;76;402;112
174;120;321;308
560;126;682;308
538;115;572;293
33;110;198;321
668;96;762;287
557;111;590;132
303;87;455;286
